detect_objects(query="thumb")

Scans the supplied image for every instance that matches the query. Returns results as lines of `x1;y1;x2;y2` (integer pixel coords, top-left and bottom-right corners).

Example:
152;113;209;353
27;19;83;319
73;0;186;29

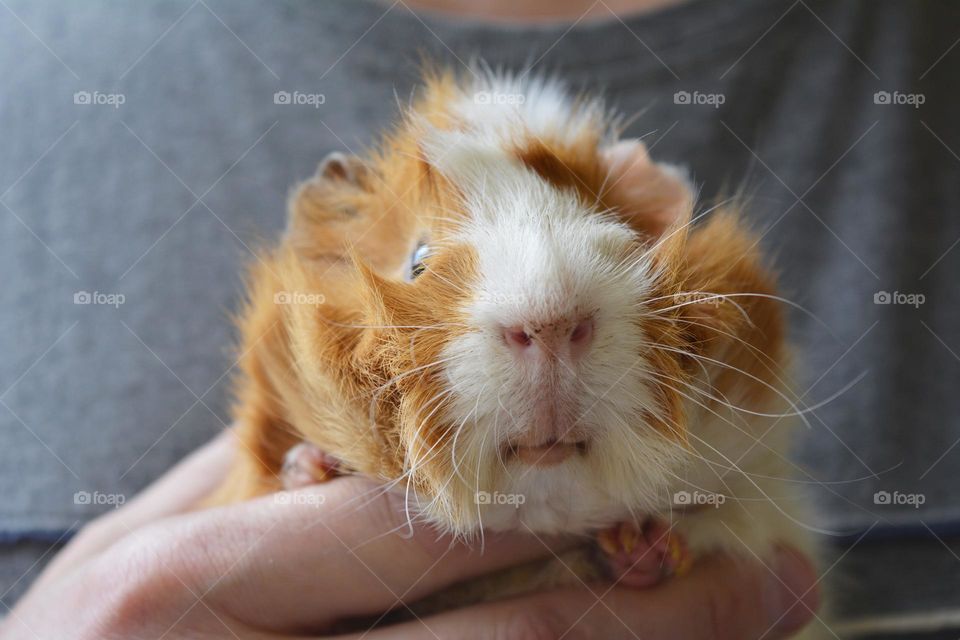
657;546;822;640
350;546;821;640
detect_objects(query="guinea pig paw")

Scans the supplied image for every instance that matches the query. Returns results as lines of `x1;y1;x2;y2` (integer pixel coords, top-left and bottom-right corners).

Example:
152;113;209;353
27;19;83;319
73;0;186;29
597;519;693;588
281;442;340;489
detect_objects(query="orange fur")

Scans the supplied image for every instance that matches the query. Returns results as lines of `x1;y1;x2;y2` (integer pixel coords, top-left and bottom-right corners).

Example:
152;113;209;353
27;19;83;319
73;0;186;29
209;75;478;503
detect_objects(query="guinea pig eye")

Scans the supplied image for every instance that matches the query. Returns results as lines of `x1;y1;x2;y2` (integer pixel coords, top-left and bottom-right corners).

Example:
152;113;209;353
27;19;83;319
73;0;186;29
409;242;430;280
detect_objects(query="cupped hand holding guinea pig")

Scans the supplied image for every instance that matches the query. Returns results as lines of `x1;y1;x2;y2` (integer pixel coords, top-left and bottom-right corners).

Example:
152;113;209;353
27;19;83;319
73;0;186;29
0;430;818;639
206;68;826;637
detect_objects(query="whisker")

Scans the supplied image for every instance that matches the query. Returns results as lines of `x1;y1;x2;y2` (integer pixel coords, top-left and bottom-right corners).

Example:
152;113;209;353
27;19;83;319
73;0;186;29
646;345;832;427
647;292;838;341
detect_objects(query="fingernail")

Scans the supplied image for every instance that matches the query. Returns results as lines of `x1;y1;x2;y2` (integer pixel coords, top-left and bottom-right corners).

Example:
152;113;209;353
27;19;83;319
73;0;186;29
766;547;820;635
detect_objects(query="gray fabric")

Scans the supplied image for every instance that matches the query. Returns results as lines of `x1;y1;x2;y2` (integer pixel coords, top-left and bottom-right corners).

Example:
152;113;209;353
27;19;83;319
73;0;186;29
0;540;63;608
2;0;960;622
826;535;960;623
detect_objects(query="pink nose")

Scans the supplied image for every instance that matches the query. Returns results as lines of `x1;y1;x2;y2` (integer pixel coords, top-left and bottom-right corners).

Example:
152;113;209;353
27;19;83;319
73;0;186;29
502;318;594;361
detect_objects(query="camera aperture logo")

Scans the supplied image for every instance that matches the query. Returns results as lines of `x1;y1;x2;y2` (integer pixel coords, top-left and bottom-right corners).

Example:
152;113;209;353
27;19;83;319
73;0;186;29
873;490;925;509
673;490;726;508
74;290;125;308
274;290;326;306
873;91;925;109
874;290;925;308
74;490;125;508
476;490;526;508
673;90;725;109
274;90;325;108
73;91;125;109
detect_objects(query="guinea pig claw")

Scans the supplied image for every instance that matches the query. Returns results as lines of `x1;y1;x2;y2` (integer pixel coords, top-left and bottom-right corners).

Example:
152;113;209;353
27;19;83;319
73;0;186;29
666;533;694;577
597;519;692;588
281;442;340;489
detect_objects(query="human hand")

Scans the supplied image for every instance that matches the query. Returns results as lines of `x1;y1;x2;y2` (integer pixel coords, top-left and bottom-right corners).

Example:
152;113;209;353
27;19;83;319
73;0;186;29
1;432;819;639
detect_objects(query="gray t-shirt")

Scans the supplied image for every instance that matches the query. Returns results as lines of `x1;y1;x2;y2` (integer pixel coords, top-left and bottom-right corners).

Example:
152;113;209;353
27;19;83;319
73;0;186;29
2;0;959;629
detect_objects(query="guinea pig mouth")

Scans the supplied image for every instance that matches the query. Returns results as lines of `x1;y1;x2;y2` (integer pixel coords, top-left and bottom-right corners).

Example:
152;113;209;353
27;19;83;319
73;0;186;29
503;439;589;467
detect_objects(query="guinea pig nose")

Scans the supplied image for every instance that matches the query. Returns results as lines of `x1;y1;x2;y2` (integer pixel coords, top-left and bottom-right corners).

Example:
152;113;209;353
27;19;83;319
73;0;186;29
501;318;595;360
502;326;533;351
568;318;594;360
569;318;593;346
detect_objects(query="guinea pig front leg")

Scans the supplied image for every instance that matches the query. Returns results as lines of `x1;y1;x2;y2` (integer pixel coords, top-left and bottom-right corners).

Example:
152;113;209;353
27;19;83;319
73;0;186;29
597;519;693;588
281;442;341;489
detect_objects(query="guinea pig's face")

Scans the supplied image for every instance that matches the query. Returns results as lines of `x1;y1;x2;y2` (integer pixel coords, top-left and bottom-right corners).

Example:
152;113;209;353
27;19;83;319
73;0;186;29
357;135;701;536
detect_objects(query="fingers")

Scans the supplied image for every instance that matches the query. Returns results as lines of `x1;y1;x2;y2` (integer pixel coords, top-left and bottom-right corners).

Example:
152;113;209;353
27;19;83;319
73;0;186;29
33;429;236;588
348;547;820;640
174;476;574;632
112;427;237;519
281;442;340;489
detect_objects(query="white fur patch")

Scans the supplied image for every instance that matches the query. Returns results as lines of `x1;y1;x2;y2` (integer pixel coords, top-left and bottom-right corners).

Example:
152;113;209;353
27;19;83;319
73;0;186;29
412;73;692;533
453;71;607;149
419;71;607;195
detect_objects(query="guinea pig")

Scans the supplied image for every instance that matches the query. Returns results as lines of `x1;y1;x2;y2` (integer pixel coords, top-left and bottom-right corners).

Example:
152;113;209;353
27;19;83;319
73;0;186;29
210;67;821;630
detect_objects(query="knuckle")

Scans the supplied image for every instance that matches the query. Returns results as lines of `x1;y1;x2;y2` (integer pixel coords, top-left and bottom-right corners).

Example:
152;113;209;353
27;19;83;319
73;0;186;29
495;604;567;640
704;587;735;640
69;516;113;549
701;574;753;640
83;529;187;633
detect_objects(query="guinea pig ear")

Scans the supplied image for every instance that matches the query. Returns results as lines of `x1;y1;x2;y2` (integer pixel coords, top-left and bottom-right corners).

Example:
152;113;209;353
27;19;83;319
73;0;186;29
602;139;695;240
315;151;369;185
285;152;373;248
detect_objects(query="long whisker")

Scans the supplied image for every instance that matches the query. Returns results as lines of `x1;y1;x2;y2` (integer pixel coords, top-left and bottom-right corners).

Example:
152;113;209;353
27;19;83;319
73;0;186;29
450;383;487;488
602;368;887;522
647;343;856;426
646;292;837;341
643;293;754;325
647;373;829;497
683;429;842;535
623;370;814;486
